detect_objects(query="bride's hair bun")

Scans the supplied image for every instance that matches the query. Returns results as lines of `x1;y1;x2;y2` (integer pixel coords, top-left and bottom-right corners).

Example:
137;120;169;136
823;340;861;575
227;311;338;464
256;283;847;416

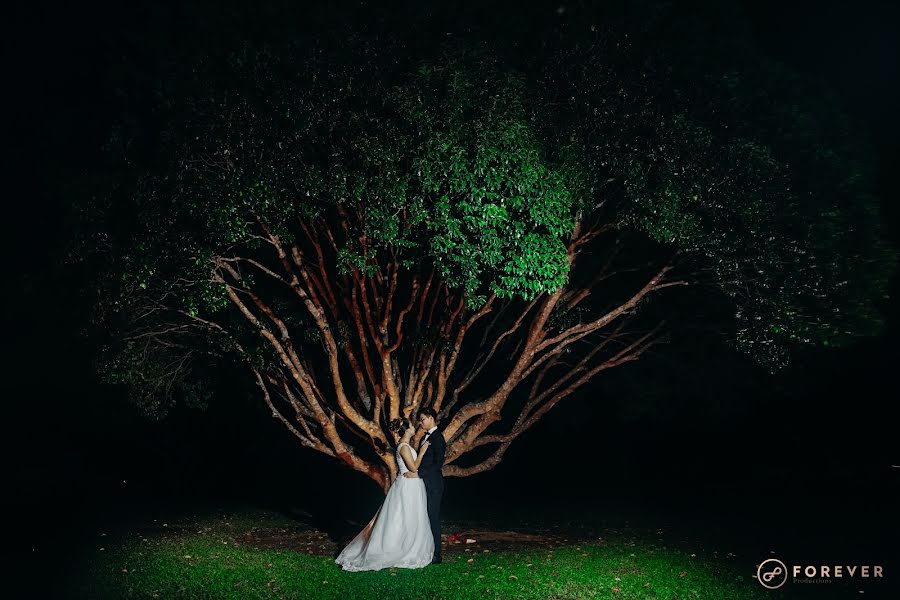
388;417;411;438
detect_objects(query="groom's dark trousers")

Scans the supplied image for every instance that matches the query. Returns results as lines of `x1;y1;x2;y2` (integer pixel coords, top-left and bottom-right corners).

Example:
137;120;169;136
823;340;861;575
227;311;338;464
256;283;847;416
418;428;446;562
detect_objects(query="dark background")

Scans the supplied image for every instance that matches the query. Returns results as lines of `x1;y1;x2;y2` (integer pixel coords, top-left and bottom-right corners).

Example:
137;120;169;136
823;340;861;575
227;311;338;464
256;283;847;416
5;0;898;593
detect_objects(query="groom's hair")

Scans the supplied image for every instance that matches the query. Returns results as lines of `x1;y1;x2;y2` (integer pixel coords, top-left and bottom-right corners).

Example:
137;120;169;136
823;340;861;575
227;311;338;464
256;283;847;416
419;407;438;422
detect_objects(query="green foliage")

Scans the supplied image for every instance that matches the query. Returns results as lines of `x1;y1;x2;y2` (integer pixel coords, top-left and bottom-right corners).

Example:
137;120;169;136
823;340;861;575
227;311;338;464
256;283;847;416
388;48;578;306
67;0;896;424
67;32;584;417
95;339;216;419
154;37;577;309
539;4;896;369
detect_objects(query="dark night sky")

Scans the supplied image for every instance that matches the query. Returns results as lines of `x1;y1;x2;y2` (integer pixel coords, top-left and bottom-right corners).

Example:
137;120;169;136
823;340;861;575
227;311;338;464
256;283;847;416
4;0;898;565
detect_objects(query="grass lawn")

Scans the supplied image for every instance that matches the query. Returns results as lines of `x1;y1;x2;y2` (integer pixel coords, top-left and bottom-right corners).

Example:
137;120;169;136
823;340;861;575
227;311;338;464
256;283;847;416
64;507;796;599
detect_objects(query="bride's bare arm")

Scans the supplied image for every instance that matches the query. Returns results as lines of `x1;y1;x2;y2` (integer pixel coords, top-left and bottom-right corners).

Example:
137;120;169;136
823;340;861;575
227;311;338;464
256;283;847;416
400;442;430;478
399;445;418;475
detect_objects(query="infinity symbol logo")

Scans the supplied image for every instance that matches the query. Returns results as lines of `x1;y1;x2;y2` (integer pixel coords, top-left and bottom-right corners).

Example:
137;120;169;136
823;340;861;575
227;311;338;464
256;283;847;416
757;559;788;589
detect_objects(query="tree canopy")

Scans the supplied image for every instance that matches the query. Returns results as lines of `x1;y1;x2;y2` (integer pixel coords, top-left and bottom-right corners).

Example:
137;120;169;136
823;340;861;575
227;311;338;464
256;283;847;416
66;1;895;487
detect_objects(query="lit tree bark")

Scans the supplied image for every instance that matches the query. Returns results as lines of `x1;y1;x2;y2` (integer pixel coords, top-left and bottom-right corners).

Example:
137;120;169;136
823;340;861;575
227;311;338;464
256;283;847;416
164;206;687;491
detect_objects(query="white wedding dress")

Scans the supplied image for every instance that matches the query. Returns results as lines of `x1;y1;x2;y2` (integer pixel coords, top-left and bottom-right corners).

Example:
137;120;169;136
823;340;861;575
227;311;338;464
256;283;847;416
335;442;435;571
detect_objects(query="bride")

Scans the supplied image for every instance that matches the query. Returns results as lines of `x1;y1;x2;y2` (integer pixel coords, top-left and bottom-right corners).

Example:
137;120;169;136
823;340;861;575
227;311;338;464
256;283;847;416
335;417;435;571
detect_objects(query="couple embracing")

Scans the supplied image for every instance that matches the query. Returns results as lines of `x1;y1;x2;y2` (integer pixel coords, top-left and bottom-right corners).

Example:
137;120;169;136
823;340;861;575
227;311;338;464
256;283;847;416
335;408;445;571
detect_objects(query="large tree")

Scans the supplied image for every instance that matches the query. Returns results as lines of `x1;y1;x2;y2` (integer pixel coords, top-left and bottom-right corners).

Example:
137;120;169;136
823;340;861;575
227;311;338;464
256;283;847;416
68;5;895;490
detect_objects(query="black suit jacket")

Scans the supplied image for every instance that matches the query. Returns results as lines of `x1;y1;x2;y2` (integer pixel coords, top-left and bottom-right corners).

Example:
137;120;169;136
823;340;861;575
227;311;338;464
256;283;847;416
417;428;446;482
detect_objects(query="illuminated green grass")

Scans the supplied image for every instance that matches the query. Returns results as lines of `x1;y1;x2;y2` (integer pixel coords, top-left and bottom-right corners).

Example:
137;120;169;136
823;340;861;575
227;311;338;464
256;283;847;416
70;509;784;599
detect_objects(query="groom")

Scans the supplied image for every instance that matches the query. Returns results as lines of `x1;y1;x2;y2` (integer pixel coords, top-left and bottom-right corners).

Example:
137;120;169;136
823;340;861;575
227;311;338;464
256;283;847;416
405;407;445;564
